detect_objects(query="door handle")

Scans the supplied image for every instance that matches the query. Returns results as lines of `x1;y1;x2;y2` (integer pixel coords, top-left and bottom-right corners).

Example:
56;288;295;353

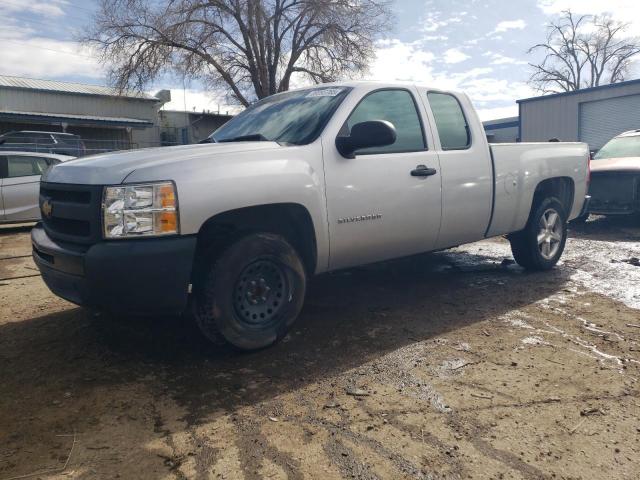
410;165;437;177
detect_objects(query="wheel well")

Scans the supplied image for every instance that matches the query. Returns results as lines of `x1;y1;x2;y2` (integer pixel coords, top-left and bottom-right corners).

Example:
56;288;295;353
532;177;574;216
191;203;317;285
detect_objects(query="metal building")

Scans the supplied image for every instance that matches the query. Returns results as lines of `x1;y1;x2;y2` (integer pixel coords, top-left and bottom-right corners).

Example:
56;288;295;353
0;75;169;154
158;110;233;145
483;116;519;143
518;79;640;151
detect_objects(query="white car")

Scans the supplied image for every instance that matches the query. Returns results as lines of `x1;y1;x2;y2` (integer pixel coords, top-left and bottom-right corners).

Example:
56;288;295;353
32;82;590;350
1;151;74;223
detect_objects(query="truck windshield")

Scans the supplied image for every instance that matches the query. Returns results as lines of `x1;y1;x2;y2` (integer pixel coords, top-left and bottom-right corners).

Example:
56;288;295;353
210;87;352;145
594;135;640;159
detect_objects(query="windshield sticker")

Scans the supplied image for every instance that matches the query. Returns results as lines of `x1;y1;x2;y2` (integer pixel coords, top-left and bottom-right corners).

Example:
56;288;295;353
306;88;343;98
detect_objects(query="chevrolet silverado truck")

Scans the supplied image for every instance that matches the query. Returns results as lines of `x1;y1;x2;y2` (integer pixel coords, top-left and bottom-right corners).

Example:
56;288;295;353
32;82;590;350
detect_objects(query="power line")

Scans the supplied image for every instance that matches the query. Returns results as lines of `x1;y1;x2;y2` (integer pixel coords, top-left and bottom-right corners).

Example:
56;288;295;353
0;0;94;24
0;14;84;32
58;0;97;13
0;39;96;59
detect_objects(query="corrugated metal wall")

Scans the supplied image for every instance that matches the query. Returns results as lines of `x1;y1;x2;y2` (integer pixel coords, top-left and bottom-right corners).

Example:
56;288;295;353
520;81;640;146
0;87;163;149
0;89;157;121
579;94;640;150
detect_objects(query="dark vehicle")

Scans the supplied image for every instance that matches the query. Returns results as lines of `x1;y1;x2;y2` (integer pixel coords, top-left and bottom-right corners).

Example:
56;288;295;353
0;131;86;157
589;130;640;216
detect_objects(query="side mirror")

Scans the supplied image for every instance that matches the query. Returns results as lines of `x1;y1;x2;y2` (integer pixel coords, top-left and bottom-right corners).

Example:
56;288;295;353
335;120;397;158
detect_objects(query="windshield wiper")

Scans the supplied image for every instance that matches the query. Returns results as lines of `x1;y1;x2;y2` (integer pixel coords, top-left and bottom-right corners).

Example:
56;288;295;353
218;133;270;143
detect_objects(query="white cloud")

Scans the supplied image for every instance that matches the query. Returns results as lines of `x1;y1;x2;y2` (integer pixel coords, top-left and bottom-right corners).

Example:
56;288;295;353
475;105;520;122
0;28;103;79
491;19;527;34
160;89;242;115
421;12;463;32
443;48;470;64
369;39;529;117
461;77;534;103
537;0;640;34
538;0;634;15
370;39;436;82
0;0;69;17
423;35;449;41
484;52;528;65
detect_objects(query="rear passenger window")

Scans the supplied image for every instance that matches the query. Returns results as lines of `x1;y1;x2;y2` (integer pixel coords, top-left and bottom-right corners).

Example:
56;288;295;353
427;92;471;150
6;156;41;177
346;89;426;154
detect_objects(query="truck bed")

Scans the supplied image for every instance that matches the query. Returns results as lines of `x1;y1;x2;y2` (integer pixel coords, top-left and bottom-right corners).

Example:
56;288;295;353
486;142;589;238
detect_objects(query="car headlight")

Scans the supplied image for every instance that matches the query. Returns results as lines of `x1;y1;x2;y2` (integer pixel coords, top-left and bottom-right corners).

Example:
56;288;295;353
102;182;179;238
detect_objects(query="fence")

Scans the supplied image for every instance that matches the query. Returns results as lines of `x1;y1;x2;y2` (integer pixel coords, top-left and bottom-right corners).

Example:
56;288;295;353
0;126;202;157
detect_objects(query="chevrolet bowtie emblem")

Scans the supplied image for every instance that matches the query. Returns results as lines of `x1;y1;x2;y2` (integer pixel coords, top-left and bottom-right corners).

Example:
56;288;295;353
41;199;53;218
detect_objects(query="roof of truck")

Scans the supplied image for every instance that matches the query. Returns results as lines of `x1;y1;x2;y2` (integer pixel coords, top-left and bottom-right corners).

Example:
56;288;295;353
616;130;640;138
292;80;463;94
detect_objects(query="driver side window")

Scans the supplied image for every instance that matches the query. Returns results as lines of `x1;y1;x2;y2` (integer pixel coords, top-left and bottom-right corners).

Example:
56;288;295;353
346;89;426;155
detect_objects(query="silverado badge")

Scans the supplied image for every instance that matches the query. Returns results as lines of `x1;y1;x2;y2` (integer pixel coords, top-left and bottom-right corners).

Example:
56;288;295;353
337;213;382;224
41;199;53;219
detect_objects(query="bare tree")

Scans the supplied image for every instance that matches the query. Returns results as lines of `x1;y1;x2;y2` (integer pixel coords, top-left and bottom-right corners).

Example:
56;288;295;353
528;10;640;93
81;0;393;106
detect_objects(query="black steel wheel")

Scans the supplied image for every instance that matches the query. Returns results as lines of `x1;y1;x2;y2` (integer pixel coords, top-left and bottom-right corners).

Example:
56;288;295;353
194;233;306;350
233;259;290;328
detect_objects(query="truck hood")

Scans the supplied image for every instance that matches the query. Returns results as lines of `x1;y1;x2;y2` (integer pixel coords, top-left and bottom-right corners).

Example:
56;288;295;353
591;157;640;173
43;142;282;184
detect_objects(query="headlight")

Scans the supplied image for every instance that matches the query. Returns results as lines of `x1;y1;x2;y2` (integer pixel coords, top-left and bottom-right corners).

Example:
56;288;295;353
102;182;179;238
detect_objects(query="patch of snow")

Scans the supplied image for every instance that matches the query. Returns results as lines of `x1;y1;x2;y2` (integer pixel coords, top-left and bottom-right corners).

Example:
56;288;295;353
521;336;552;346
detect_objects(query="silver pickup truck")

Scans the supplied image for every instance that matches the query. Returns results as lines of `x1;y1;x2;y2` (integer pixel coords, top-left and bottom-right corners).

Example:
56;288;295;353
32;82;590;350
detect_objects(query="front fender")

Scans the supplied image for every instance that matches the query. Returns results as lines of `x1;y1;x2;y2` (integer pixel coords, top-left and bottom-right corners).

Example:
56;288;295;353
124;143;331;272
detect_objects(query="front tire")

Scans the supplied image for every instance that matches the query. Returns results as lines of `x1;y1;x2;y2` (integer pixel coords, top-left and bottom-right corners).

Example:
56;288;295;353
509;197;567;271
194;233;306;351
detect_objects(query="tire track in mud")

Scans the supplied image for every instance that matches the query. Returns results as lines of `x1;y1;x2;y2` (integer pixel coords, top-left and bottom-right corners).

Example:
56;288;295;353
445;413;549;480
453;391;638;413
322;436;381;480
150;402;190;480
233;414;303;480
279;337;541;479
295;413;433;480
191;433;220;480
281;390;435;479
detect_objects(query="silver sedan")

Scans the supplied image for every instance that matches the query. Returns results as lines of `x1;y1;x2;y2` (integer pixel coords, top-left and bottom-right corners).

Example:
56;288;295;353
0;151;74;223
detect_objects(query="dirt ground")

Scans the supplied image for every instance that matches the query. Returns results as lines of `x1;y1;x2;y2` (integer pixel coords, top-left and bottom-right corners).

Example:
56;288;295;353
1;217;639;480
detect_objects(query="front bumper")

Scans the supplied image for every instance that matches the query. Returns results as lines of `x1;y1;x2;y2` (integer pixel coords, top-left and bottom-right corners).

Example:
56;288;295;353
588;172;640;215
32;224;197;314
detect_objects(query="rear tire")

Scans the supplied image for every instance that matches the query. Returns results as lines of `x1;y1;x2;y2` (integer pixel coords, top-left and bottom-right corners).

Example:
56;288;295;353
509;197;567;271
194;233;306;351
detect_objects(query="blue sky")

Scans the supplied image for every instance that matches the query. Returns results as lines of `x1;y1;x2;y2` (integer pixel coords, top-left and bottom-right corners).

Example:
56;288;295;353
0;0;638;119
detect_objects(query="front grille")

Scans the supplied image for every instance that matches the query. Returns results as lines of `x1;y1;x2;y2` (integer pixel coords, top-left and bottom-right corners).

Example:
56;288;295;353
589;173;639;213
42;188;91;204
46;217;91;236
40;182;104;244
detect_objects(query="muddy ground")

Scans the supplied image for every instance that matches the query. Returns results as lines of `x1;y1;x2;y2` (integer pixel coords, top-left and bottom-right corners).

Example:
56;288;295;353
1;216;639;480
